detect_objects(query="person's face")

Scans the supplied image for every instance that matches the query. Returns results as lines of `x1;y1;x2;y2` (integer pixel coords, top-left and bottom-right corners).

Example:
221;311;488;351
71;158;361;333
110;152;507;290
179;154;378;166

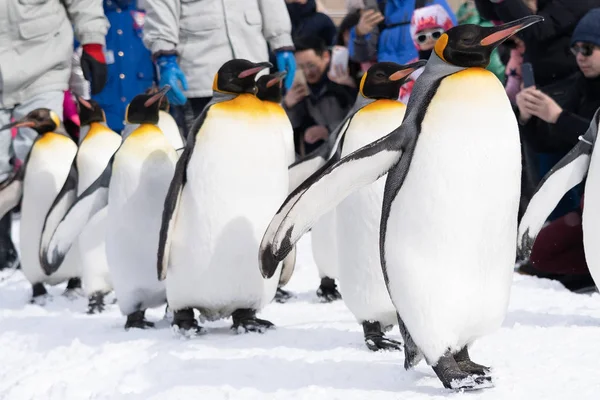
295;49;331;84
572;42;600;79
414;28;444;51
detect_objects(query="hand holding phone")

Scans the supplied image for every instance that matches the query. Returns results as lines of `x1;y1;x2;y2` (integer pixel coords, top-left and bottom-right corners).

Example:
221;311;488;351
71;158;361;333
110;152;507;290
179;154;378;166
329;46;349;79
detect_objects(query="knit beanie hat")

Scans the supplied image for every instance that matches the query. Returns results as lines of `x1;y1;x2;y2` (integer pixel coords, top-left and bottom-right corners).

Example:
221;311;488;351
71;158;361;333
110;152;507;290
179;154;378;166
410;5;454;50
571;8;600;47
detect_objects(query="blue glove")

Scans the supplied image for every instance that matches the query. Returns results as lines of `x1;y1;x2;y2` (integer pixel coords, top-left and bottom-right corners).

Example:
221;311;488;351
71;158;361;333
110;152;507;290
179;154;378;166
275;51;296;91
157;54;188;106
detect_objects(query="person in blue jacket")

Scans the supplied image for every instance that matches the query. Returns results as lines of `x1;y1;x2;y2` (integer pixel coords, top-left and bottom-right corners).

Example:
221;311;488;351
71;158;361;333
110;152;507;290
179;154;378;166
88;0;155;133
349;0;457;65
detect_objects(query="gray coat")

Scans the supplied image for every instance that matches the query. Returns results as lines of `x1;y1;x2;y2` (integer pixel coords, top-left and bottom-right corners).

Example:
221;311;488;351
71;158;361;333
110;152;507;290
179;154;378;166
0;0;109;108
143;0;294;98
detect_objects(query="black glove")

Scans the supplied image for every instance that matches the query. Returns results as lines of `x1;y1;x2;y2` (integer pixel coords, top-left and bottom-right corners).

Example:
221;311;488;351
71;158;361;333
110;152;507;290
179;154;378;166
81;44;108;95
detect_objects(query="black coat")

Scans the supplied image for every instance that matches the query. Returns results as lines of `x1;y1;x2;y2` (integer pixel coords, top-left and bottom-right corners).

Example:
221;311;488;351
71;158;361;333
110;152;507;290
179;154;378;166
520;74;600;153
475;0;599;87
287;0;338;46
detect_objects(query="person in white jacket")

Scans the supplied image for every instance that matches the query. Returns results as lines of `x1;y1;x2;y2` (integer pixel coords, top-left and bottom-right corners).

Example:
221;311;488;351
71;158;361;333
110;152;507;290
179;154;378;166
0;0;109;269
143;0;297;136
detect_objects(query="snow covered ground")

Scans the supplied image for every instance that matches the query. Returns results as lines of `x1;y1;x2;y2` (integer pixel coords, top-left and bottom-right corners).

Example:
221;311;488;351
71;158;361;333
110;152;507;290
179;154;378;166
2;222;600;399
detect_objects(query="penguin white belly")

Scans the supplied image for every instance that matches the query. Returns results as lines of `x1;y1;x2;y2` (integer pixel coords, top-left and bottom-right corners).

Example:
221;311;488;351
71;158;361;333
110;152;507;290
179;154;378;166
106;130;177;316
158;110;184;150
582;134;600;286
166;114;288;319
384;69;521;363
79;206;112;296
76;131;122;193
336;102;406;327
20;134;78;285
311;211;339;279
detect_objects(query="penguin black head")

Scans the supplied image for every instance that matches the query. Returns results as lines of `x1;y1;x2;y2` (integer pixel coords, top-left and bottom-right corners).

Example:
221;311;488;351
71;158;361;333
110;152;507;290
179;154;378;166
77;97;106;126
125;85;171;125
212;59;273;95
434;15;543;68
0;108;61;135
256;71;287;102
360;61;427;99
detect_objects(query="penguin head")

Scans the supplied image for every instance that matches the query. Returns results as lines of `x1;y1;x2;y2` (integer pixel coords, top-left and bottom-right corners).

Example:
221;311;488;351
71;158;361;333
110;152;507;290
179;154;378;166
256;71;287;102
145;86;170;112
0;108;61;135
434;15;543;68
212;59;273;95
77;97;106;126
360;61;427;99
125;85;171;125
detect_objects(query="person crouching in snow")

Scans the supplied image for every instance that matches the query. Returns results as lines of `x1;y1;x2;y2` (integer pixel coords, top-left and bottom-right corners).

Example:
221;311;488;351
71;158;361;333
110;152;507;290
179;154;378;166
399;4;454;104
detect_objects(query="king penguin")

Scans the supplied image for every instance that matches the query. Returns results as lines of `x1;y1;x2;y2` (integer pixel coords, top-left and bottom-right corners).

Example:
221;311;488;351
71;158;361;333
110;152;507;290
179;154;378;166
0;109;80;302
106;86;177;329
517;109;600;287
157;59;288;335
333;61;425;351
40;98;121;313
256;71;298;303
258;16;543;390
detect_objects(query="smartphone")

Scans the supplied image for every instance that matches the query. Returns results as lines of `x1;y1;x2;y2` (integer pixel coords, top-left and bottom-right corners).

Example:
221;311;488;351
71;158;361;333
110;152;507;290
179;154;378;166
363;0;380;11
522;62;535;88
330;46;349;78
293;68;308;89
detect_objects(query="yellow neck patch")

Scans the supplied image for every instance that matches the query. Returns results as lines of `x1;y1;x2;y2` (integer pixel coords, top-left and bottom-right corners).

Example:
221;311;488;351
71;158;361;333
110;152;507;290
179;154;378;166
358;73;368;97
434;33;448;62
49;111;61;130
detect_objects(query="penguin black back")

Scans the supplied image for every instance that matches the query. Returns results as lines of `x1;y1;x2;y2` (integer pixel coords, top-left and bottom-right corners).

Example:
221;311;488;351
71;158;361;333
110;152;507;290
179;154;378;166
256;71;287;103
78;98;106;126
213;59;273;95
361;61;426;100
126;85;171;125
434;16;543;68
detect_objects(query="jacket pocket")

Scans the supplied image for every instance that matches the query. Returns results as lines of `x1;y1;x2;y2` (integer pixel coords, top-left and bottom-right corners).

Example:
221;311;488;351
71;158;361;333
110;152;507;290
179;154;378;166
19;14;58;39
244;9;262;26
18;0;49;3
180;14;223;35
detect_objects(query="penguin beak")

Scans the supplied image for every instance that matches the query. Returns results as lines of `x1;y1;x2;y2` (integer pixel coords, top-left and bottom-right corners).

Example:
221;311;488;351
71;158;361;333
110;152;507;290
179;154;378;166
480;15;543;47
266;71;287;88
145;85;171;107
389;60;426;81
239;62;273;79
0;119;35;131
78;97;93;110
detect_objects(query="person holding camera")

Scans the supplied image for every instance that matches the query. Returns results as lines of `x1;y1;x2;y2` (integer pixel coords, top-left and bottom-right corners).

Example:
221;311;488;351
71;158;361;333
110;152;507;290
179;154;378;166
283;36;357;155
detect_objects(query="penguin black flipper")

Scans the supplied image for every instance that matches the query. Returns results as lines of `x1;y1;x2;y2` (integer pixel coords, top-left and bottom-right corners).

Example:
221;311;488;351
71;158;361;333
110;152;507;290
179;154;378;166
157;103;211;281
40;158;114;275
38;158;79;275
517;109;599;259
259;128;409;279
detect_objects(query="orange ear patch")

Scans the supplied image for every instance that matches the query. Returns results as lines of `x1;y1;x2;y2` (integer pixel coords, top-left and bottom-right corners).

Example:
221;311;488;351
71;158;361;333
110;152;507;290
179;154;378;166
434;33;449;62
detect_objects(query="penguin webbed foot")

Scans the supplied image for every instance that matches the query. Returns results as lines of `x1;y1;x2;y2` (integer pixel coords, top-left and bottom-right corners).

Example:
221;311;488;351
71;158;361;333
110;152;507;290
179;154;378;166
125;310;155;330
362;321;403;352
231;308;274;334
454;346;491;377
63;277;83;300
274;287;294;303
316;277;342;302
432;352;493;391
30;283;50;305
87;292;106;314
171;308;205;337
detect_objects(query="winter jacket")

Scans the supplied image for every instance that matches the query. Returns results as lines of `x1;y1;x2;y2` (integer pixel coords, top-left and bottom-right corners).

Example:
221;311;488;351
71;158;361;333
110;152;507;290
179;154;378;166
349;0;457;65
0;0;108;108
519;74;600;153
474;0;598;87
287;0;337;46
91;0;155;132
143;0;294;98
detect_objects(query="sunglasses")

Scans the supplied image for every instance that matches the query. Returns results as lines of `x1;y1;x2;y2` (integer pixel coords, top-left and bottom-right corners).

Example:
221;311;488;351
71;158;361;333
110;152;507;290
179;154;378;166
416;29;444;44
571;43;597;57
